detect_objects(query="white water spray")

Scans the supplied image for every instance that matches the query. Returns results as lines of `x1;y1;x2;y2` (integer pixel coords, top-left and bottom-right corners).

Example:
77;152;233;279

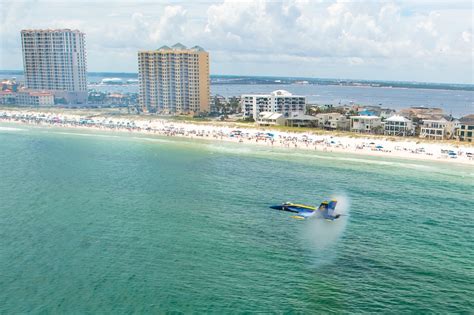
300;194;351;265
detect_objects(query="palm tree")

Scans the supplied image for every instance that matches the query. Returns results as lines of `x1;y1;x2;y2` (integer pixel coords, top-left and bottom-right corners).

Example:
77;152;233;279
229;97;240;113
214;96;223;114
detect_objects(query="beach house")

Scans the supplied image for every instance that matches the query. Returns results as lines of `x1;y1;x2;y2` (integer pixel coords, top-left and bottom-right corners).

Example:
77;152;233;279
419;118;456;140
257;111;317;127
257;112;286;126
356;106;395;119
398;107;445;120
284;112;318;127
315;113;350;130
384;115;414;136
458;115;474;142
350;116;382;133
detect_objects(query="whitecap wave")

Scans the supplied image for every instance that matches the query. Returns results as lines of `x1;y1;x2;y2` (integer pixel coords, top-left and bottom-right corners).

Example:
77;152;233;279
131;136;174;144
54;132;121;139
0;126;26;132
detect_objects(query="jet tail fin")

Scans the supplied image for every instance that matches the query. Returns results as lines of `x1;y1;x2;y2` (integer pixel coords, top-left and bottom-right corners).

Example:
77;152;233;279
318;201;329;217
328;200;337;216
319;200;337;218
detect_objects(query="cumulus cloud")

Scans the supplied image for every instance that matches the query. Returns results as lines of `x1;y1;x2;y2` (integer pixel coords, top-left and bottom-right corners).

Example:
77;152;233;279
462;31;472;43
149;6;188;42
0;0;472;83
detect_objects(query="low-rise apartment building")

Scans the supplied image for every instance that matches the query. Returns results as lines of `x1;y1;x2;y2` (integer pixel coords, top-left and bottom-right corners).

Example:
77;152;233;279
0;91;17;105
241;90;306;119
17;90;54;106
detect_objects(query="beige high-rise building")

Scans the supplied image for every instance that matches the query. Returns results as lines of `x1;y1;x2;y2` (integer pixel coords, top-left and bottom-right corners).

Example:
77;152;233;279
138;43;210;114
21;29;87;104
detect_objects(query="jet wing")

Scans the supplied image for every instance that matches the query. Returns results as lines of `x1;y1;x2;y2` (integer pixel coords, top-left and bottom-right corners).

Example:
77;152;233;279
288;207;314;219
287;206;313;213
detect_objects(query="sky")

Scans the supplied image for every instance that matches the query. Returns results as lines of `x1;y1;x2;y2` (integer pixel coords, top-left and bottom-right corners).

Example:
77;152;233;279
0;0;473;84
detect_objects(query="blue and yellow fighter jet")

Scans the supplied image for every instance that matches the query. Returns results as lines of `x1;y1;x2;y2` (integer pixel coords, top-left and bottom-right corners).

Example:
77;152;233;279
270;200;340;220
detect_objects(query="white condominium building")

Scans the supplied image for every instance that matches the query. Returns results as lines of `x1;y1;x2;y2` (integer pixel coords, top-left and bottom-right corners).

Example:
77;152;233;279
241;90;306;120
21;29;87;103
138;43;210;114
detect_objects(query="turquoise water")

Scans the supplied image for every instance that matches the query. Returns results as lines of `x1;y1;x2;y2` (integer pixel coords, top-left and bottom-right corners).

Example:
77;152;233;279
1;124;473;313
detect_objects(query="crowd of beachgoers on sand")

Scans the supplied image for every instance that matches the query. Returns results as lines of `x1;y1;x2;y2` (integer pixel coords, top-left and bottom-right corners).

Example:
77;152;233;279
1;109;473;165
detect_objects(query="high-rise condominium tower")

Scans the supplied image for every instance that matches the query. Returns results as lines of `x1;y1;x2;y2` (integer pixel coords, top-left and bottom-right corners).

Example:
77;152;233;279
21;29;87;103
138;43;210;113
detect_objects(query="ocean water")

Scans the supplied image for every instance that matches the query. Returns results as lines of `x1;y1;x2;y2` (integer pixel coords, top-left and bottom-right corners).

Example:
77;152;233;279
0;124;473;313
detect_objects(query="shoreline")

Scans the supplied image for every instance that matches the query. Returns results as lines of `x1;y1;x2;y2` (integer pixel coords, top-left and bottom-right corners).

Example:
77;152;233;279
1;109;473;166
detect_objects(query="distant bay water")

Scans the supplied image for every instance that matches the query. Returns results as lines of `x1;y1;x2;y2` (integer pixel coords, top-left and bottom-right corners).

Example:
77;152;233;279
2;71;473;116
89;83;474;117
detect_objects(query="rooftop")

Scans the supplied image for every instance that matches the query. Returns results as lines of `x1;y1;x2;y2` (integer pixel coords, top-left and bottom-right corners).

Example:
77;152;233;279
242;90;304;98
29;92;53;97
459;114;474;125
154;43;206;52
271;90;292;97
286;112;317;120
21;29;83;34
190;45;205;51
171;43;187;50
386;115;411;122
422;117;449;123
258;112;284;120
350;115;381;119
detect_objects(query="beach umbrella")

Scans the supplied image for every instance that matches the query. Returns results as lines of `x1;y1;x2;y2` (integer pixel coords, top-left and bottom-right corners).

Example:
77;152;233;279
376;145;383;149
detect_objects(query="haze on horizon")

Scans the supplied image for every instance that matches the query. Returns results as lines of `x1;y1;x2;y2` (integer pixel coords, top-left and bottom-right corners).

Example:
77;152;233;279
0;0;473;84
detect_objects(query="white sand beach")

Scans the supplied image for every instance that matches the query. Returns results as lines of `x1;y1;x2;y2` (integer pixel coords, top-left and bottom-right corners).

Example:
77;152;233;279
1;109;473;165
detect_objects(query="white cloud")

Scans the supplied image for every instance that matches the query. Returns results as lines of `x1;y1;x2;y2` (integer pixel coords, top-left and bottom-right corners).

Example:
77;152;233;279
0;0;472;83
149;6;188;42
462;31;472;43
